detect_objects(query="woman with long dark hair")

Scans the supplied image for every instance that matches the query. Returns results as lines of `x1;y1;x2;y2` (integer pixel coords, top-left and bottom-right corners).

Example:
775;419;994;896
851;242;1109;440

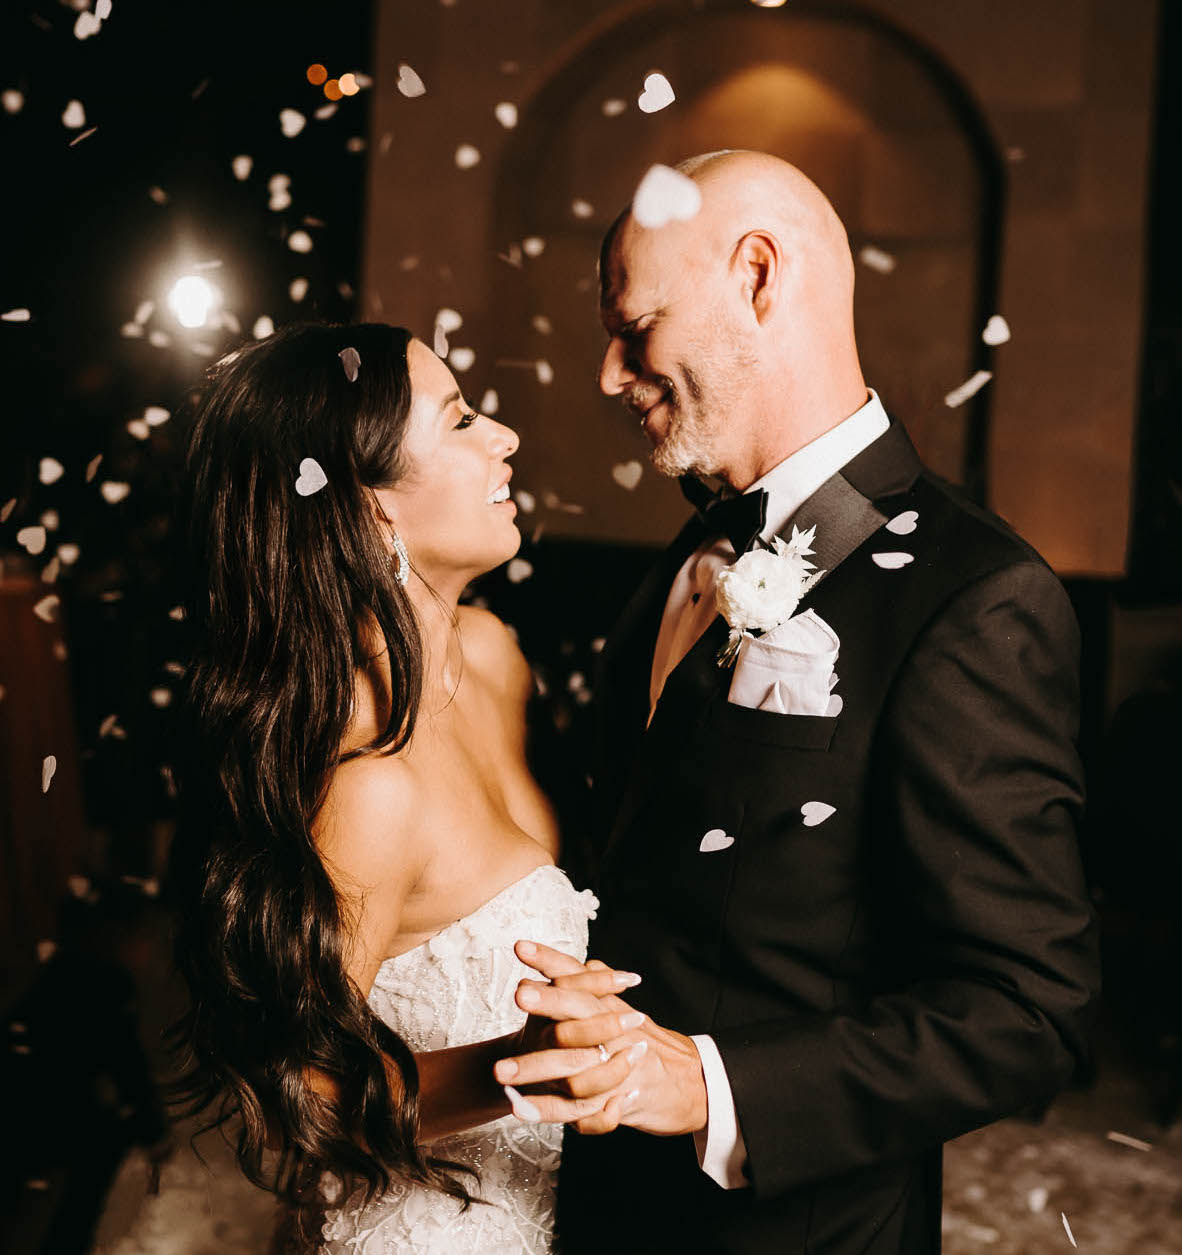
169;323;640;1252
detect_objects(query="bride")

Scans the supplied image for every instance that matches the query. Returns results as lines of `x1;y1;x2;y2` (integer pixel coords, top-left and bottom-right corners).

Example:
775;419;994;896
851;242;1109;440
168;323;641;1253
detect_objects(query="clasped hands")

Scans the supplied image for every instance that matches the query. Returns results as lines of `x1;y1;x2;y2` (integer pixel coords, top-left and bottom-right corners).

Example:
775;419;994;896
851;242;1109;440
493;940;707;1137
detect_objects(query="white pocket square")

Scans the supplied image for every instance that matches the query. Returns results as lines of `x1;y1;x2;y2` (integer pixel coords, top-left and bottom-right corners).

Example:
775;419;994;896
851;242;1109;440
728;609;841;717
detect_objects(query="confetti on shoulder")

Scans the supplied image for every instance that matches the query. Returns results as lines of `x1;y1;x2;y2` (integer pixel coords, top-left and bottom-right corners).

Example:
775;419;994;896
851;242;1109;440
339;347;360;382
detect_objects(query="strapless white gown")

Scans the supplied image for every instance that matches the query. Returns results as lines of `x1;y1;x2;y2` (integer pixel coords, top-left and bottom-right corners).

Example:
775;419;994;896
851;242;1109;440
319;864;598;1255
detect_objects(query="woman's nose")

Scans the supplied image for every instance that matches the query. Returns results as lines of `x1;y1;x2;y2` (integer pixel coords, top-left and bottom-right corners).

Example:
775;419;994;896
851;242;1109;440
489;419;519;459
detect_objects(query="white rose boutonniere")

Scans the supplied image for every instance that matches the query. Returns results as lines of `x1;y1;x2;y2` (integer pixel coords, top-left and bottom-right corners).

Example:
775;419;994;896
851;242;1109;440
714;525;825;665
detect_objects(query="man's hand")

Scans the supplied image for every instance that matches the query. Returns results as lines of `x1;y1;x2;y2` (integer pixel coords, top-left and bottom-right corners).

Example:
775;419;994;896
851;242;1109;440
496;941;709;1137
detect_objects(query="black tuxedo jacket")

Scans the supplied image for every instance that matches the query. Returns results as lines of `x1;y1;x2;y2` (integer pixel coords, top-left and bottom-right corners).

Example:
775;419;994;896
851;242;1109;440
557;420;1100;1254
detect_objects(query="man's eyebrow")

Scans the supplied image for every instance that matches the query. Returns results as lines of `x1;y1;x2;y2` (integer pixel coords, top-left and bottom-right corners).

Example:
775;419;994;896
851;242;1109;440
436;388;461;417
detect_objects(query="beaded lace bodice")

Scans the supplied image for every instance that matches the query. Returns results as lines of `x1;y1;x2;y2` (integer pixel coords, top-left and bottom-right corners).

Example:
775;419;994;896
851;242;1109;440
319;864;598;1254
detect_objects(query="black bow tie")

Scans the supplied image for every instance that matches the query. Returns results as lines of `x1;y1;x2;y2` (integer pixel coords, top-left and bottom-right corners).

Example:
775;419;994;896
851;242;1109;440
679;475;769;555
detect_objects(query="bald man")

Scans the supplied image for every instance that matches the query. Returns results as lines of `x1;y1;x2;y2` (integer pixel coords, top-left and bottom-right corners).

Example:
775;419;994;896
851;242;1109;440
507;152;1099;1254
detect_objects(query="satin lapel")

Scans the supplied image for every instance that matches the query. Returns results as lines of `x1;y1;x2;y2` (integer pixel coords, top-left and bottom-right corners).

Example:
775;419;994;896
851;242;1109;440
786;473;887;598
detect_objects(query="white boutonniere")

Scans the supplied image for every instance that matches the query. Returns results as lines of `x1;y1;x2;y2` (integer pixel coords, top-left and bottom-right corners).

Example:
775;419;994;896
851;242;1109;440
713;525;825;666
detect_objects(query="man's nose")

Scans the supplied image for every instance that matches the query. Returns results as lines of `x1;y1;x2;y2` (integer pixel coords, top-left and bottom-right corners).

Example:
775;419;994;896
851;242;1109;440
598;336;637;397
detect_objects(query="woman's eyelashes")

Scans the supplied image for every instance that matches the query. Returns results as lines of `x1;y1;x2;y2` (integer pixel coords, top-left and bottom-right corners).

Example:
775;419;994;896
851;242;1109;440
454;407;479;430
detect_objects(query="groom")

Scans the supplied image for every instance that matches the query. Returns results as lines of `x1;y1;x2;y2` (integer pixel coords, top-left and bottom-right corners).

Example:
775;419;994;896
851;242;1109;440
504;151;1100;1253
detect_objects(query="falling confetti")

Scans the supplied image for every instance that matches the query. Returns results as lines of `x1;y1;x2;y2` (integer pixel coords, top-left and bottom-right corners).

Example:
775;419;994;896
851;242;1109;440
36;940;56;963
494;102;518;128
944;370;993;408
41;756;57;793
295;457;328;497
632;164;702;229
168;605;185;621
39;458;64;487
1028;1187;1049;1213
96;0;113;15
41;556;60;585
39;509;58;531
99;714;124;738
531;316;552;335
571;199;594;219
507;558;534;584
74;9;101;38
85;454;102;482
396;63;426;98
514;489;535;513
449;347;475;372
1061;1213;1077;1248
144;405;170;426
149;688;172;708
858;245;897;274
535;360;554;385
345;137;365;154
801;801;836;827
62;99;86;129
287;229;314;253
33;595;60;623
2;308;31;322
982;315;1011;346
148;329;171;347
268;173;292;211
100;481;130;504
315;103;338;121
57;543;79;564
455;143;481;169
17;526;47;555
0;498;15;522
339;346;361;381
289;276;308;301
253;315;274;338
1105;1130;1152;1151
480;388;499;415
2;90;24;114
67;875;90;898
611;461;643;490
147;185;168;204
232;154;253;180
637;72;675;113
601;98;627;117
68;126;98;148
522;236;545;258
133;299;154;324
279;108;306;138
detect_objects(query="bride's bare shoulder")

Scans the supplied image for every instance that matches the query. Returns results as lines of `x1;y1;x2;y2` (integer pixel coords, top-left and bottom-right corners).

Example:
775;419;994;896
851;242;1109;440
456;604;533;705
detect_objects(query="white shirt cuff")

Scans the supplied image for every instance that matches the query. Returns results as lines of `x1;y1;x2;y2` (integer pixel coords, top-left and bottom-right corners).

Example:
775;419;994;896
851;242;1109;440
689;1034;750;1190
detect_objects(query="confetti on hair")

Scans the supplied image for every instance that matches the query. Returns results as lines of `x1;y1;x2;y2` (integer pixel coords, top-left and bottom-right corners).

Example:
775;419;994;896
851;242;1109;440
339;346;361;382
295;458;328;496
1105;1130;1152;1151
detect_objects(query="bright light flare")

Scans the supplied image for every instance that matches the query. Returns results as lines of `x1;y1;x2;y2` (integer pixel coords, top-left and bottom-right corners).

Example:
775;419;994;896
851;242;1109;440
167;275;222;329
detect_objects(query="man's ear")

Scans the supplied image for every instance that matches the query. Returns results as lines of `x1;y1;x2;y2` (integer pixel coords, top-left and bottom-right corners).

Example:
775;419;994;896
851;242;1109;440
732;230;783;325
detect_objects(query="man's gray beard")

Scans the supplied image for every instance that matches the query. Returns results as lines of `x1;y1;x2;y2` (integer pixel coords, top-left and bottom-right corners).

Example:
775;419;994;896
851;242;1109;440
650;406;719;478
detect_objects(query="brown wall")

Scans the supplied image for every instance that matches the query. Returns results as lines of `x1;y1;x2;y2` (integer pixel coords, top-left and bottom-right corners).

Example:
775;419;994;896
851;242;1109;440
362;0;1157;576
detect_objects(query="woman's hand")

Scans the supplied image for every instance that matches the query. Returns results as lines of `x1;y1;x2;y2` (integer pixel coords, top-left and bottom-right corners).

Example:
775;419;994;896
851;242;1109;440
494;942;652;1131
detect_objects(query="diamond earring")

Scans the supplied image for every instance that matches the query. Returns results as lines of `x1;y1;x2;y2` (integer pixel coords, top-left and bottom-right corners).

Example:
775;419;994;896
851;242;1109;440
391;531;410;586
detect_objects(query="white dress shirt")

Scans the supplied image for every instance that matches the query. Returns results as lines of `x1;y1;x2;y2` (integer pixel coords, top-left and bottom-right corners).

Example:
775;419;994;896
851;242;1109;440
650;390;890;1190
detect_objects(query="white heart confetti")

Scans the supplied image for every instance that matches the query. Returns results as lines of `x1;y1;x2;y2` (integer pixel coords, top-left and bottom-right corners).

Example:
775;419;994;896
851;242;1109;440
57;543;79;564
480;389;499;415
279;108;306;138
858;244;896;274
2;90;24;115
396;63;426;98
449;347;475;372
455;143;481;170
100;481;130;504
339;346;361;381
62;99;86;128
287;229;313;254
826;694;843;716
494;102;517;129
17;526;47;555
231;154;252;181
611;461;643;491
982;315;1011;346
436;307;463;335
801;801;836;827
514;490;535;513
872;552;914;570
944;370;993;408
632;163;702;230
150;687;172;708
637;72;675;113
885;510;918;535
127;419;150;440
522;236;546;258
33;595;59;623
295;458;328;496
2;308;31;322
253;315;274;339
535;359;554;385
74;9;100;37
699;828;734;853
507;558;533;584
571;199;594;219
39;458;64;485
144;405;170;426
601;98;627;117
289;276;308;302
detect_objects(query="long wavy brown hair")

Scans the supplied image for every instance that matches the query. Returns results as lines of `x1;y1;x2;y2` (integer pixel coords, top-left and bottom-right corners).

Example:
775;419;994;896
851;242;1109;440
167;322;477;1236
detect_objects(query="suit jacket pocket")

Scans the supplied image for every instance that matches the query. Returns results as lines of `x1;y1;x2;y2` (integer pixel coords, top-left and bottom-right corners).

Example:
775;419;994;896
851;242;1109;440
709;699;839;750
